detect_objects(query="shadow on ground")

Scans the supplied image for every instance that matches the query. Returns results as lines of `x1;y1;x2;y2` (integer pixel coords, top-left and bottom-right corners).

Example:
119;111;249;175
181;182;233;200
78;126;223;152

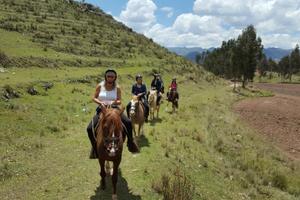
136;134;150;149
149;118;162;126
90;170;141;200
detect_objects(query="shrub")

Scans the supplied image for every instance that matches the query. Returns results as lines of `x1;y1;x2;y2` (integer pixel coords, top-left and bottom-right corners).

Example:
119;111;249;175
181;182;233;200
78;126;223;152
272;172;287;191
0;21;15;31
46;125;60;133
0;51;10;67
36;17;44;23
152;168;194;200
0;163;13;181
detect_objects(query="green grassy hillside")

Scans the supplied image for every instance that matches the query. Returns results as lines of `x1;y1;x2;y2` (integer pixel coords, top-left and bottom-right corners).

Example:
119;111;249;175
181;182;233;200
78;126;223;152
0;0;193;71
0;0;300;200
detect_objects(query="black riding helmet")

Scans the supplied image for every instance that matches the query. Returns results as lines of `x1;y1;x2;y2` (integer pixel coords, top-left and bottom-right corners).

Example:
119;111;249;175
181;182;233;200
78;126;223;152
136;74;142;81
153;73;159;78
104;69;117;81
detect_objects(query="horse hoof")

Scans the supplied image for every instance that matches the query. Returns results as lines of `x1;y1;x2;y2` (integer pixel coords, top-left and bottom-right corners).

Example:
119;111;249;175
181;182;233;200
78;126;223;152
112;194;118;200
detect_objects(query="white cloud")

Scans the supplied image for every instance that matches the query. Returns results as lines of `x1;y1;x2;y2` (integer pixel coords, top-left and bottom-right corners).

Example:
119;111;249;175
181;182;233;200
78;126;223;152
145;17;240;48
118;0;300;48
161;7;173;18
172;13;223;34
193;0;248;16
119;0;157;33
261;33;299;49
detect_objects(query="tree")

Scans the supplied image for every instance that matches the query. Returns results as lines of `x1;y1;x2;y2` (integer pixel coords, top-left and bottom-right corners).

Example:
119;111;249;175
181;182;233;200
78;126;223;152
257;54;269;81
198;25;263;88
236;25;263;87
278;56;290;81
289;44;300;81
267;58;278;79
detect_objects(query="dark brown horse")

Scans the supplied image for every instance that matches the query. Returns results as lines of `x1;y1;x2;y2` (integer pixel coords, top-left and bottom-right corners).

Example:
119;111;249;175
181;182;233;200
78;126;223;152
167;90;179;113
96;107;125;200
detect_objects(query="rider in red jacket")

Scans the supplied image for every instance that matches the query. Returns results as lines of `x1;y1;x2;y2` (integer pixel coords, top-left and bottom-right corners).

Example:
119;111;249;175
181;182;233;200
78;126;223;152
169;77;177;92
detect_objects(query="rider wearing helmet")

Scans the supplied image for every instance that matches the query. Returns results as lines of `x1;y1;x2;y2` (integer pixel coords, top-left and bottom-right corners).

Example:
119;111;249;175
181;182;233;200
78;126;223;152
126;74;149;122
150;73;164;105
86;69;139;159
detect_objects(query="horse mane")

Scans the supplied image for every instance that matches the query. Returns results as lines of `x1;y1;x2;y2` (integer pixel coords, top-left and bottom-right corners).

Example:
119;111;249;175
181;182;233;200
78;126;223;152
132;95;138;101
96;109;123;142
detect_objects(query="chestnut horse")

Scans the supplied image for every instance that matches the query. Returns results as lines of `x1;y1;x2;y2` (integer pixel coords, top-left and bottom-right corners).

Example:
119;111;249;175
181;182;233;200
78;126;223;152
129;95;145;137
167;90;179;113
96;107;124;200
148;89;159;120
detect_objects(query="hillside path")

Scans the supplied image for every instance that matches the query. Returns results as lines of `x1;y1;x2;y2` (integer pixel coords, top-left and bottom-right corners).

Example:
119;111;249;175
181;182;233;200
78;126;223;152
233;83;300;160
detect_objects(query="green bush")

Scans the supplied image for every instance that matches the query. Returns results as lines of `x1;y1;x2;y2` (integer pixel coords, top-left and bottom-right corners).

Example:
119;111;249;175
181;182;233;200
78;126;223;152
0;51;10;67
272;172;288;191
152;168;195;200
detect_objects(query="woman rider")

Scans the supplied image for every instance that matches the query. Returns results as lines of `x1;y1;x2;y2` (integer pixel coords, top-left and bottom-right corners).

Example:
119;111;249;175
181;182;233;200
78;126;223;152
86;69;139;158
126;74;149;122
167;77;178;100
150;73;163;105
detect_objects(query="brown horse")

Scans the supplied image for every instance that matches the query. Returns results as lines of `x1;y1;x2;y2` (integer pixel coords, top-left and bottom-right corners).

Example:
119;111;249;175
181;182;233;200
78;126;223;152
148;89;159;120
167;89;179;113
129;95;145;137
96;107;124;200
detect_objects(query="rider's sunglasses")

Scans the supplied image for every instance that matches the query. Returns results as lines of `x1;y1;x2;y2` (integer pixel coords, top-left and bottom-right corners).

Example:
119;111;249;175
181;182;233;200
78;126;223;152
106;75;115;78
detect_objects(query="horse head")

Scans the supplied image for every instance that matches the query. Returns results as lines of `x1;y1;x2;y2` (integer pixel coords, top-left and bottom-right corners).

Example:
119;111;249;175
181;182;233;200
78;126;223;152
130;95;139;118
99;108;124;157
148;89;157;105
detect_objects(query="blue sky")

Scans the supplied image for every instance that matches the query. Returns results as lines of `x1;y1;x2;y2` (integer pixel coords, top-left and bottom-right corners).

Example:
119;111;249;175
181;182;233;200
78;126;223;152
86;0;194;26
84;0;300;49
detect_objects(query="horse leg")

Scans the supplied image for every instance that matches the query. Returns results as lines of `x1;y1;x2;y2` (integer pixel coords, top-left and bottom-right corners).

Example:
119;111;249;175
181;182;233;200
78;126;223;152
99;158;106;190
138;124;141;137
132;122;136;137
141;123;144;135
112;160;121;198
149;108;152;120
172;102;175;114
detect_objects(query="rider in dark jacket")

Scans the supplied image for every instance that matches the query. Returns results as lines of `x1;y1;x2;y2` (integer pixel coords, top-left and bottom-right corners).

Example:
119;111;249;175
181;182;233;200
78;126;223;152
150;73;163;104
127;74;149;122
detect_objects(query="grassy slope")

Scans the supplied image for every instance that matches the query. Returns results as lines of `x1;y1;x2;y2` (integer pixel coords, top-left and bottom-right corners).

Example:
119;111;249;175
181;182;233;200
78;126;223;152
1;67;299;200
0;0;190;70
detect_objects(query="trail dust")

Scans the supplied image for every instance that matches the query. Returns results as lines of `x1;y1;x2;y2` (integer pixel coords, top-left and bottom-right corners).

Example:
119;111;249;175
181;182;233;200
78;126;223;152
233;83;300;160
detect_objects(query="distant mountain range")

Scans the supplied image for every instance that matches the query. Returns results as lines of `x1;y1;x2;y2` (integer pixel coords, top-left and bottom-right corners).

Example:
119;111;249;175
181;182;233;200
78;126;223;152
168;47;292;63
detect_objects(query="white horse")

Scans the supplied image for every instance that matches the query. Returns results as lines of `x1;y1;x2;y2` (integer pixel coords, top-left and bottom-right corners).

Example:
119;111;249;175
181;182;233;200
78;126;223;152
148;89;160;120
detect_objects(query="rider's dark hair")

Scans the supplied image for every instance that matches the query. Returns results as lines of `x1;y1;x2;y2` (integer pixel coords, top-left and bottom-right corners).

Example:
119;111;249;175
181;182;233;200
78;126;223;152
104;69;117;87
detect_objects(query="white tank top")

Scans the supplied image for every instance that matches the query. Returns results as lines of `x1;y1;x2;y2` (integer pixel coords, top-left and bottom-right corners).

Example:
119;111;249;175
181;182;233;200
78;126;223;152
98;81;117;105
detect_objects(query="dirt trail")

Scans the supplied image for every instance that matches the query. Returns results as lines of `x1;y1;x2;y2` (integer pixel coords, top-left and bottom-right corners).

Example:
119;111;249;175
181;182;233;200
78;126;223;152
233;83;300;160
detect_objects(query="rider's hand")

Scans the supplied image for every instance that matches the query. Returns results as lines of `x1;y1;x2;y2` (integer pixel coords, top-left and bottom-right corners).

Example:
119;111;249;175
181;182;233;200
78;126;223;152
99;102;105;108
